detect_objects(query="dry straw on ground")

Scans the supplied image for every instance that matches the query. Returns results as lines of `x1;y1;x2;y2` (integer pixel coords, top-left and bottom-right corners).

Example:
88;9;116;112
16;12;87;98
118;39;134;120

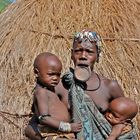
0;0;140;139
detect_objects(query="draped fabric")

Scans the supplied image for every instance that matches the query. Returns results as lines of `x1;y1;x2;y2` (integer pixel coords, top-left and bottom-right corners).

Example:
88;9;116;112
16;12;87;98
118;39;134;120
62;68;138;140
37;124;75;139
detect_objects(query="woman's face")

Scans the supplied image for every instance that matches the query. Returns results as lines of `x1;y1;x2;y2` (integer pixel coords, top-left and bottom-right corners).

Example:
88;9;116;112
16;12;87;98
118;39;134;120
71;40;97;71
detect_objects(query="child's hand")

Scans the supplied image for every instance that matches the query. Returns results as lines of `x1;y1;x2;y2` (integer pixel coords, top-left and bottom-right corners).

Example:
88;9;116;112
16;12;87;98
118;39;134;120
71;122;82;132
106;124;126;140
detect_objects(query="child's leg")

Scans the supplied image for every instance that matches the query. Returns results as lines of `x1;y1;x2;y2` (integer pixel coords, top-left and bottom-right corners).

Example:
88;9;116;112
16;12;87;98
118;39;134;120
25;125;42;140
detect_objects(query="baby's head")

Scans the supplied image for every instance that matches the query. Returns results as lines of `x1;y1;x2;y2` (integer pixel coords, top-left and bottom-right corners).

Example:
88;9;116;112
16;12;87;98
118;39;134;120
105;97;138;125
33;52;62;88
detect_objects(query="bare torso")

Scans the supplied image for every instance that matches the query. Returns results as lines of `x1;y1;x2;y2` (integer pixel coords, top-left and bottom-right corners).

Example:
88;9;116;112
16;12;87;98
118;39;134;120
82;72;124;113
58;72;124;114
34;86;70;122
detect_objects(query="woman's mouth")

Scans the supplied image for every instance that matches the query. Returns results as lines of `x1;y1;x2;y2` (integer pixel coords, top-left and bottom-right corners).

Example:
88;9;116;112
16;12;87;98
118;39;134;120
77;63;89;67
74;65;91;82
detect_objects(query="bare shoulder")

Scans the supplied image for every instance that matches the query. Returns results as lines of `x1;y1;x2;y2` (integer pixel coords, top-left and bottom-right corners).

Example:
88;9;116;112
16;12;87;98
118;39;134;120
100;75;120;88
34;86;49;99
99;75;124;99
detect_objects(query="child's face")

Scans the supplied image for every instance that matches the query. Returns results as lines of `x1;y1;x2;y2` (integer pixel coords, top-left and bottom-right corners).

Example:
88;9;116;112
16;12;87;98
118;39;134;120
37;59;62;88
105;106;126;125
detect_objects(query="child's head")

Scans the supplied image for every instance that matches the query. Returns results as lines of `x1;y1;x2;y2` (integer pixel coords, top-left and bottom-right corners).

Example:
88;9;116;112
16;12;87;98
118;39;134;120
105;97;138;125
33;52;62;88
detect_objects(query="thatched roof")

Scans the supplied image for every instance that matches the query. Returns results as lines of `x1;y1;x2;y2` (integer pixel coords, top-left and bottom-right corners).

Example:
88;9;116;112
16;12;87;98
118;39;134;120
0;0;140;139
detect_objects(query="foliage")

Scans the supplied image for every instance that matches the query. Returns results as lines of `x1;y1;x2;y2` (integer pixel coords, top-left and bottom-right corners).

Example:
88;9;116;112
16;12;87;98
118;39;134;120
0;0;15;12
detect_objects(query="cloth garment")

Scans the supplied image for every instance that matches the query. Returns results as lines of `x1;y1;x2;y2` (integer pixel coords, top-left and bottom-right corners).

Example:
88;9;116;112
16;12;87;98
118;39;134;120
62;68;138;140
37;125;75;140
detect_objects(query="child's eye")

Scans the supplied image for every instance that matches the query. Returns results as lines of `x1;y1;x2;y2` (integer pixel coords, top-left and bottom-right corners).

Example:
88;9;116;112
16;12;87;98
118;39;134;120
47;73;61;77
112;112;120;118
57;73;61;76
47;73;54;76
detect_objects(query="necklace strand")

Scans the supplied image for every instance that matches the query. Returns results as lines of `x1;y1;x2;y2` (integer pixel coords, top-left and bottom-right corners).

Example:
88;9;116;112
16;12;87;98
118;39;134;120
86;73;101;91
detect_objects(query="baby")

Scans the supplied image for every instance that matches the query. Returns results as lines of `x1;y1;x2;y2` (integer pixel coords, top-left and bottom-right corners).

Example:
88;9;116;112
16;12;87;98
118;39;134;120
105;97;138;140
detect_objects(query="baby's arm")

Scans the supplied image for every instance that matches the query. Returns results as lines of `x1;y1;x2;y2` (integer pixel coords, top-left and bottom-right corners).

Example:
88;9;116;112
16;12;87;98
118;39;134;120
107;124;126;140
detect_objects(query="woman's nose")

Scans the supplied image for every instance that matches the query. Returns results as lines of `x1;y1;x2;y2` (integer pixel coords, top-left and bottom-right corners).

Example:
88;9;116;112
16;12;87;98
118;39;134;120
80;51;87;59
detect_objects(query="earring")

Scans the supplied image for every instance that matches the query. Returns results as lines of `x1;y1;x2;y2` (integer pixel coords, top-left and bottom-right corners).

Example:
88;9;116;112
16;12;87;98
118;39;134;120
70;59;74;68
96;53;99;63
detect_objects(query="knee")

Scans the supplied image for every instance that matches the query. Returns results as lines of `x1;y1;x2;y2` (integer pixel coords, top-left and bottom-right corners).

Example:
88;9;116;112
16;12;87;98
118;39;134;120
24;125;41;140
24;126;30;137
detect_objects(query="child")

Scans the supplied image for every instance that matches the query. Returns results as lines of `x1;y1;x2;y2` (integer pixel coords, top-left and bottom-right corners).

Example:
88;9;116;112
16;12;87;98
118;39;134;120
32;52;82;140
105;97;138;140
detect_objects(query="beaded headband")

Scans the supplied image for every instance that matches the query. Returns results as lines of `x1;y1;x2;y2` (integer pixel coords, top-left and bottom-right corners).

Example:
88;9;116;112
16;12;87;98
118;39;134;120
73;29;102;48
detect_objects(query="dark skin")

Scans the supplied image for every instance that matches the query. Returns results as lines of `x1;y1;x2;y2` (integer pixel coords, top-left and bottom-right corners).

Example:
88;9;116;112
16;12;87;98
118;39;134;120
105;97;138;140
71;40;124;113
25;52;82;140
25;41;124;139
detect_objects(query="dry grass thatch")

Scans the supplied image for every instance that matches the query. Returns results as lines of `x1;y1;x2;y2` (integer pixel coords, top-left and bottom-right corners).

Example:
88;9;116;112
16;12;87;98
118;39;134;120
0;0;140;139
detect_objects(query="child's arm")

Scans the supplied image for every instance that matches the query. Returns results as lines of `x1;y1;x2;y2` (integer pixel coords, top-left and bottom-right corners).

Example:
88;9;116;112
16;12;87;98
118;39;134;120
35;89;82;132
35;89;65;129
106;124;126;140
70;122;82;132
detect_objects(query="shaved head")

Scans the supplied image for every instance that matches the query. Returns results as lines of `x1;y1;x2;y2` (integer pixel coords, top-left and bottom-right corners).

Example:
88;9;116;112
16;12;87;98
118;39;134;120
110;97;138;120
33;52;62;88
34;52;62;71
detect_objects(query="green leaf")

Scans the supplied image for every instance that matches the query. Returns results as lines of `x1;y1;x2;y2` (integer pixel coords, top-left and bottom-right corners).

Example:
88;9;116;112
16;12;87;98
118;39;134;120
0;0;15;12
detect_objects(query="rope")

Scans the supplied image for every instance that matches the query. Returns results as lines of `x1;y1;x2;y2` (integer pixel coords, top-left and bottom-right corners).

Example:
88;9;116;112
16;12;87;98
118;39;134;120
19;27;140;42
0;110;32;118
0;110;32;129
102;37;140;42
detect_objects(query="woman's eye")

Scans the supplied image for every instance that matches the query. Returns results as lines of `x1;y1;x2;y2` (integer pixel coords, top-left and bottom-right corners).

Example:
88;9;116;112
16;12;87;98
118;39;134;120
87;50;94;53
75;50;82;53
